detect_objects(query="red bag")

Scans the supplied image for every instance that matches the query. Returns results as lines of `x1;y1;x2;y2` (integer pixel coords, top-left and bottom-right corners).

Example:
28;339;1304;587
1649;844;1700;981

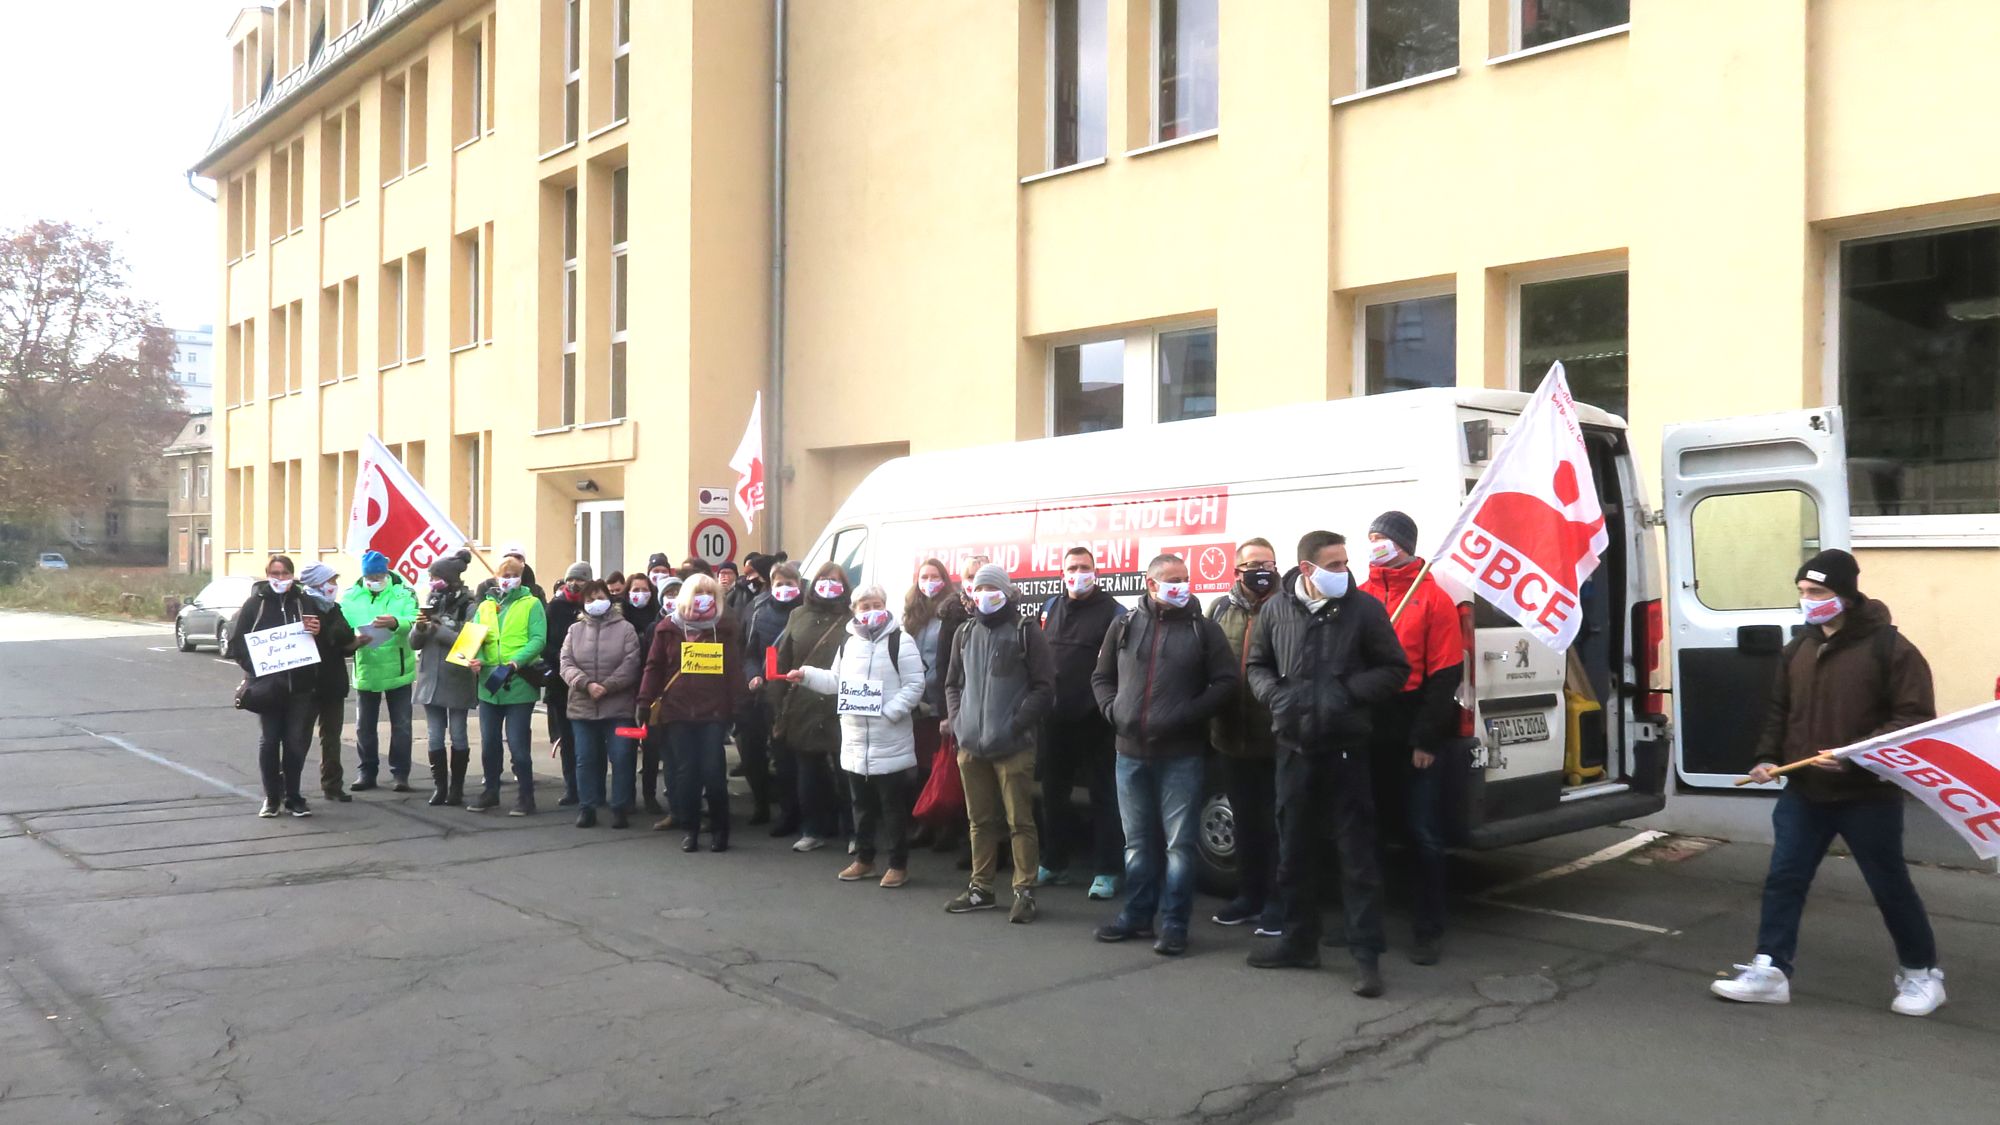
912;729;965;826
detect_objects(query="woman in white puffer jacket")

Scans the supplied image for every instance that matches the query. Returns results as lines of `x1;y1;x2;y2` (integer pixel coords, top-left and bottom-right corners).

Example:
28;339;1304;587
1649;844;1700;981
788;584;925;887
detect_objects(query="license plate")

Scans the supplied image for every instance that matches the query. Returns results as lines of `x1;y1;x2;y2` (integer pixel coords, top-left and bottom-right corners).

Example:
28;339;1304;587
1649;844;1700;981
1487;714;1550;746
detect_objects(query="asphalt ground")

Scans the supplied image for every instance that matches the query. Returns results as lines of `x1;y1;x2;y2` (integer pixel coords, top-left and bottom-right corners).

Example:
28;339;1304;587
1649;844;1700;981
2;611;1996;1124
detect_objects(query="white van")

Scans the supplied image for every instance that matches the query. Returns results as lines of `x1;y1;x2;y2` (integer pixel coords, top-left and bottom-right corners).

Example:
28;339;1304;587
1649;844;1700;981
798;388;1844;884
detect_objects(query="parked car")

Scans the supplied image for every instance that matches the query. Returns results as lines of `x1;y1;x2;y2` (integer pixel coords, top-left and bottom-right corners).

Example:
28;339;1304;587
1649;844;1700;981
175;576;257;653
37;552;68;570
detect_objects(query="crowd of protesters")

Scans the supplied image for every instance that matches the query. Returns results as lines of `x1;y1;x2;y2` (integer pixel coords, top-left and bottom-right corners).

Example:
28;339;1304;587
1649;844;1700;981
226;520;1947;1010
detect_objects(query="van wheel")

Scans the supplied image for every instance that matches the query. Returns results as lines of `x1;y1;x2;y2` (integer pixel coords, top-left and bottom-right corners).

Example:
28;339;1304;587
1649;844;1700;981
1194;770;1240;899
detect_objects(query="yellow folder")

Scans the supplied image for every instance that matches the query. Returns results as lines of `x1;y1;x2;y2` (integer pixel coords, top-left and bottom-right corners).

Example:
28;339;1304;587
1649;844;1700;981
445;622;490;667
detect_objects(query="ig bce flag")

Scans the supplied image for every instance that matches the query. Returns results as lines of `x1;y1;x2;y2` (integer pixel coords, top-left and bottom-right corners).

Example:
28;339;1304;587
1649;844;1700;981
1431;363;1608;654
731;393;766;534
345;433;469;584
1838;701;2000;860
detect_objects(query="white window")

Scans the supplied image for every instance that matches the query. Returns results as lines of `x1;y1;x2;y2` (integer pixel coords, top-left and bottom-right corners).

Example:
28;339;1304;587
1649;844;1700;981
1834;220;2000;533
561;185;579;426
1156;326;1217;422
1051;339;1124;435
1154;0;1218;142
1358;288;1456;395
563;0;582;144
1047;0;1106;169
612;0;632;124
1511;266;1628;419
610;167;629;419
181;466;192;499
1362;0;1458;89
1513;0;1629;53
198;465;210;498
1048;322;1218;436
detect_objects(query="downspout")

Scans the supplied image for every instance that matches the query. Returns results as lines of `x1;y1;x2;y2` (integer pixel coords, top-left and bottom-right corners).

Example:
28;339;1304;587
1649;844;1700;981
765;0;787;553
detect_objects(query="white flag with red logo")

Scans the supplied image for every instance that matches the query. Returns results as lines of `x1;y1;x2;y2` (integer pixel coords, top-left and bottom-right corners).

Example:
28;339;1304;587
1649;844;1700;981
345;433;469;584
1431;363;1608;653
1836;701;2000;859
730;392;766;534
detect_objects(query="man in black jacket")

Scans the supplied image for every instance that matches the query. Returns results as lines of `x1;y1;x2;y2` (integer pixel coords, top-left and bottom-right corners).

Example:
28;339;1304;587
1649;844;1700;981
1245;530;1410;996
1090;554;1238;956
1038;546;1127;898
544;561;591;807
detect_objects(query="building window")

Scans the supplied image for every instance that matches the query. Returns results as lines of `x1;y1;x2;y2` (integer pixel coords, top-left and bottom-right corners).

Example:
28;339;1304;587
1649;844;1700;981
321;105;362;213
404;249;427;359
1839;222;2000;520
1157;325;1217;422
562;185;579;426
1517;0;1630;52
1517;270;1628;419
181;466;192;500
610;167;629;419
1154;0;1218;142
1363;0;1457;89
1362;292;1456;394
454;229;482;347
267;300;303;395
1048;0;1106;169
381;61;429;184
269;146;291;242
227;170;258;261
320;276;360;382
198;464;210;498
457;432;488;541
611;0;632;124
1051;339;1125;436
563;0;582;144
268;459;302;551
454;21;489;145
380;259;405;367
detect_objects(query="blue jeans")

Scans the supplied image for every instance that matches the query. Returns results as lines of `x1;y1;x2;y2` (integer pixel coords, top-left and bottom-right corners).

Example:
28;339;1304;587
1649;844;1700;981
478;700;536;799
425;704;469;754
355;684;413;780
1114;754;1205;933
1756;788;1937;977
571;718;635;811
671;721;730;838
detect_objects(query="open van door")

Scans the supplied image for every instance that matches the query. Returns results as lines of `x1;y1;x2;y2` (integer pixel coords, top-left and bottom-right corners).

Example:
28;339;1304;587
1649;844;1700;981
1661;408;1849;788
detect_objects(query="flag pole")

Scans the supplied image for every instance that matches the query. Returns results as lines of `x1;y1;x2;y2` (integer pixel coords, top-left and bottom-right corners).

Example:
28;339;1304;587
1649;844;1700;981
1732;753;1835;786
1389;558;1436;625
1733;698;2000;786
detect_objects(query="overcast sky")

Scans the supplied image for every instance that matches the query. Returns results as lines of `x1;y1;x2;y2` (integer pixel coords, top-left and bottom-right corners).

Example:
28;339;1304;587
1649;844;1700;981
0;1;246;330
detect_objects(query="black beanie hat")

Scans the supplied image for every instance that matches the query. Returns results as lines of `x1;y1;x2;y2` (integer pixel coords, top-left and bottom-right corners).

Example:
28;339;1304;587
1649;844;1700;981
646;552;672;572
747;553;775;580
430;548;472;583
717;559;739;575
1370;510;1419;557
1796;549;1861;601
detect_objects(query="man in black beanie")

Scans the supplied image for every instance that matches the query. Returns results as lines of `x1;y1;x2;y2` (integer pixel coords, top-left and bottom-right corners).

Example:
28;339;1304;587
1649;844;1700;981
1710;548;1946;1017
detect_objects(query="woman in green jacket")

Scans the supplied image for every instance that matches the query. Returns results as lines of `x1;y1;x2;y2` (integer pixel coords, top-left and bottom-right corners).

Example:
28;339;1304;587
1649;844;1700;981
467;557;548;815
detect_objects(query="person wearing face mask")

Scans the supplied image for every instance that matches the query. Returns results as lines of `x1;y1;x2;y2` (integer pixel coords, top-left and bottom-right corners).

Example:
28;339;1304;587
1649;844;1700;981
544;561;595;808
768;563;855;852
468;557;549;814
902;558;956;781
475;542;545;602
1206;538;1284;934
742;562;805;836
1710;549;1945;1018
1245;531;1409;997
410;549;478;807
1358;511;1465;966
641;569;689;822
226;555;326;817
292;562;360;803
943;563;1055;924
625;572;663;646
560;579;643;829
1038;546;1128;899
638;574;746;852
719;560;755;618
785;584;927;887
1089;555;1237;956
337;550;421;793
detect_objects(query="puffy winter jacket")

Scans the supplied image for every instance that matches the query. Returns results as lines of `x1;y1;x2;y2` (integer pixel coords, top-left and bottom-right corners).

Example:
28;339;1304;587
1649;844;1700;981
945;596;1055;760
1042;587;1125;724
339;575;419;691
798;621;926;776
1360;557;1467;753
768;598;850;755
560;607;643;722
1208;584;1277;759
1246;570;1410;753
1091;596;1237;760
410;584;477;710
475;587;548;706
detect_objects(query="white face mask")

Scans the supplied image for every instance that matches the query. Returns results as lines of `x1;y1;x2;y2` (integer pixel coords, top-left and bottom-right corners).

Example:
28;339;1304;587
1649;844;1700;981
918;576;945;597
364;577;387;592
691;594;717;616
857;608;892;631
1307;566;1349;599
584;598;611;617
772;585;801;603
1801;594;1842;625
1154;581;1192;608
498;576;521;593
972;589;1008;616
268;577;293;594
1368;538;1399;566
1064;570;1098;595
813;579;845;601
319;583;339;600
629;590;651;607
650;571;672;588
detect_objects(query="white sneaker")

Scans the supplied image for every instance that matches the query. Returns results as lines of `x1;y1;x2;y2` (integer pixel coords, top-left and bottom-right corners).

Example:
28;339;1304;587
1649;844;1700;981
1891;967;1946;1017
792;836;825;853
1710;954;1791;1004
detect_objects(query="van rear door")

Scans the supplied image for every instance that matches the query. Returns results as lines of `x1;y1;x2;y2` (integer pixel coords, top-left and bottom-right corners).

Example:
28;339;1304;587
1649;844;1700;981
1661;407;1850;788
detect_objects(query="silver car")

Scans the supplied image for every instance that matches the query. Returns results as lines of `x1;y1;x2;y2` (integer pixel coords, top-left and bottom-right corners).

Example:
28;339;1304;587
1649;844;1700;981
175;576;258;653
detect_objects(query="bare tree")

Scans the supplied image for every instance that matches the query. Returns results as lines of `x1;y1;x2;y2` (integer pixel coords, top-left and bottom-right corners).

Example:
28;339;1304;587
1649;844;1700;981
0;222;181;531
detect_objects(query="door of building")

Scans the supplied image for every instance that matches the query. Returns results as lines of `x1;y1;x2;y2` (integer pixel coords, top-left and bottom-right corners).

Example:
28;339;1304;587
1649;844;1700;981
574;500;625;580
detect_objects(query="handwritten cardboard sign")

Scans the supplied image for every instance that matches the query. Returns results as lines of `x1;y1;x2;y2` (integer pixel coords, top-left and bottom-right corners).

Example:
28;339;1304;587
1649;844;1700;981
837;678;886;717
245;621;322;677
681;642;724;675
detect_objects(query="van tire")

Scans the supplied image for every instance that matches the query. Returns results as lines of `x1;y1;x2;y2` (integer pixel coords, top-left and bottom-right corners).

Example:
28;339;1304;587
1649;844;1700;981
1194;766;1240;899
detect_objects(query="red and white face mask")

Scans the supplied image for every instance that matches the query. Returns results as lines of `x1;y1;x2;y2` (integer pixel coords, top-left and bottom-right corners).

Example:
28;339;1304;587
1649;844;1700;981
813;579;845;601
1063;570;1098;595
1801;594;1842;625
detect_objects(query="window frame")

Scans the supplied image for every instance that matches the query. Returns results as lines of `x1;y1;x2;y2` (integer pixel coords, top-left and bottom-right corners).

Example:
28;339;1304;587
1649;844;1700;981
1150;0;1219;144
611;0;632;126
610;166;630;420
1501;0;1631;60
1504;255;1629;406
563;0;583;145
1352;279;1457;398
1821;208;2000;547
1044;319;1218;437
1357;0;1460;92
561;185;580;427
1045;0;1107;173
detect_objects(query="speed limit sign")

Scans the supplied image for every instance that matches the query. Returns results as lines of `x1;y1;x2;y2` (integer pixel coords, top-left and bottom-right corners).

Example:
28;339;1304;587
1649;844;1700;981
689;518;736;566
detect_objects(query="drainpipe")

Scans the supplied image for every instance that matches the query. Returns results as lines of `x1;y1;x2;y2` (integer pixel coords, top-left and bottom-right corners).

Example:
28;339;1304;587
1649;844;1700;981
765;0;787;554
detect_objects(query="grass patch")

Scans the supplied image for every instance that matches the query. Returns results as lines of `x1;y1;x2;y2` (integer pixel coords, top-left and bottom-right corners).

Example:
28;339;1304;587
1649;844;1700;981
0;567;206;620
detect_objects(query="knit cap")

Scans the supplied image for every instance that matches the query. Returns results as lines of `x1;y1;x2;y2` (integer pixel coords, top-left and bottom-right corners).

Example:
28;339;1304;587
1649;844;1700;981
1796;549;1860;601
1369;511;1418;557
971;563;1010;592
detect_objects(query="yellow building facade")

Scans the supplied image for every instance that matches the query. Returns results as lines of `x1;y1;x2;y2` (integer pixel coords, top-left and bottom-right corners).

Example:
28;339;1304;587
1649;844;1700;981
198;0;2000;709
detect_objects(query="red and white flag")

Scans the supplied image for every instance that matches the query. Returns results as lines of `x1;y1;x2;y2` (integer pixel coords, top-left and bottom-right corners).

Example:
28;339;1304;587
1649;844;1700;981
345;433;469;584
1836;701;2000;860
1431;363;1609;653
730;392;766;534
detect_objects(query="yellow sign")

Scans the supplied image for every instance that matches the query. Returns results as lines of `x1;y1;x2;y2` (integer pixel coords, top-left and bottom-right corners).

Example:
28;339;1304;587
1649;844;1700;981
680;641;724;675
445;622;490;667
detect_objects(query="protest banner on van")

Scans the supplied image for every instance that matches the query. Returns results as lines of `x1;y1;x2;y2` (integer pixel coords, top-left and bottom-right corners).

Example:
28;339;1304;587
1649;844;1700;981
244;621;321;677
345;434;469;585
1430;363;1607;653
1836;701;2000;859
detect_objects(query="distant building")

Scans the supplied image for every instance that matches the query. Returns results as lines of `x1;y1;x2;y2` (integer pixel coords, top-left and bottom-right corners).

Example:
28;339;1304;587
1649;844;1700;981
171;326;214;412
164;413;216;574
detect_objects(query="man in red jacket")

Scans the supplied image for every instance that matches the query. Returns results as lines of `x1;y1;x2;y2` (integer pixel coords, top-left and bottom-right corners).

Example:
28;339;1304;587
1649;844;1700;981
1359;511;1463;966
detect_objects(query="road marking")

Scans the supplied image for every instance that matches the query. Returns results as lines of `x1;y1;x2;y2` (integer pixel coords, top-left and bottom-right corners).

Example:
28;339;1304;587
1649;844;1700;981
75;727;260;801
1471;829;1679;935
1476;899;1680;936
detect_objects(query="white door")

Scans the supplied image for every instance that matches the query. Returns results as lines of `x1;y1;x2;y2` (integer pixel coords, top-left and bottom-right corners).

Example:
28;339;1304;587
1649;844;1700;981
1661;407;1850;788
574;500;626;580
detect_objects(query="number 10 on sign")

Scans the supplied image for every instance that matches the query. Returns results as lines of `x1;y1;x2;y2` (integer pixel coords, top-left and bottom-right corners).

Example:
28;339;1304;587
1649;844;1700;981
690;518;736;566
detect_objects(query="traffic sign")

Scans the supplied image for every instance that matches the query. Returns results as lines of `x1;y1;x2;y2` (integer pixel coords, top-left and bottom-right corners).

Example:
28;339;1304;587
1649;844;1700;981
689;518;736;566
696;487;730;516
